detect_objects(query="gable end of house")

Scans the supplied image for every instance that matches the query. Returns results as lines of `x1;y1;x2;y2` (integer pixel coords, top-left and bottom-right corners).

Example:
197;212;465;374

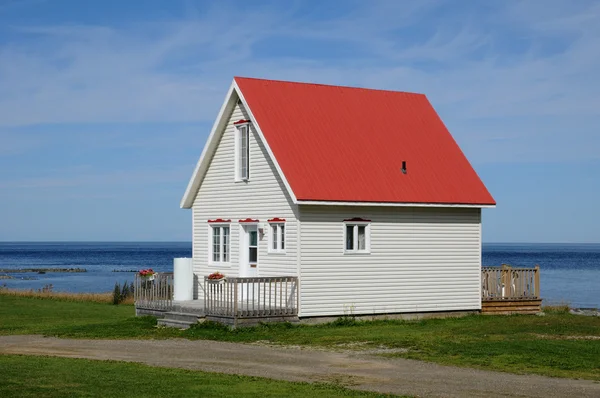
180;80;297;209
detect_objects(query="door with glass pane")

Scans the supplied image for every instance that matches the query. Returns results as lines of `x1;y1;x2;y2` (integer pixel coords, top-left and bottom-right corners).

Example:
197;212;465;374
240;224;258;277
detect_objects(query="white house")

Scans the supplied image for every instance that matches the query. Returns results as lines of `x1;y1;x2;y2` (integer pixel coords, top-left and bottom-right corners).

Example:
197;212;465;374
180;77;496;318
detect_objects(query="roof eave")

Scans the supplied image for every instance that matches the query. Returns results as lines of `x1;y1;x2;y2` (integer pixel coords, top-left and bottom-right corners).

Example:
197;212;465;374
296;200;496;208
180;81;237;209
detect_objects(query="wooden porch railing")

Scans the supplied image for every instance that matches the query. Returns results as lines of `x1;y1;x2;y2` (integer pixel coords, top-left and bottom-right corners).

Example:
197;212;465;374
204;276;298;321
134;272;174;311
482;264;540;300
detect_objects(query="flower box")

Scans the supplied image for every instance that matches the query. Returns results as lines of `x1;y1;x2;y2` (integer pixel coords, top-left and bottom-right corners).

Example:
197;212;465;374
139;269;157;279
139;269;157;289
207;271;226;283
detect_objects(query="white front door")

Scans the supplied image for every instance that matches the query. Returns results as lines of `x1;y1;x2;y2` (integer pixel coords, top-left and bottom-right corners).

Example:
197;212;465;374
240;224;258;277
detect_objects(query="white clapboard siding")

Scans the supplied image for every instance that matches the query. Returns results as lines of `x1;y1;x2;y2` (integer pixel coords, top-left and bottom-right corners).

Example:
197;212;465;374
191;101;299;298
298;205;482;317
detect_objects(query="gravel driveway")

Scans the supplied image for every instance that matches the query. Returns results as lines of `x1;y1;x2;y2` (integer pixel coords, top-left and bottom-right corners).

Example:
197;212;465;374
1;335;599;397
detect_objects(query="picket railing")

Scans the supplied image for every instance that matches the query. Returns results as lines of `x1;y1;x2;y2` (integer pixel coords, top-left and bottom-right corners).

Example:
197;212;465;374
134;272;174;311
204;276;298;320
482;265;540;300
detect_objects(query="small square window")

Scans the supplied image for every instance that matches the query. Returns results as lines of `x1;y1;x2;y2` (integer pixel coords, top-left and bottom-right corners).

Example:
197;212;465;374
344;222;370;254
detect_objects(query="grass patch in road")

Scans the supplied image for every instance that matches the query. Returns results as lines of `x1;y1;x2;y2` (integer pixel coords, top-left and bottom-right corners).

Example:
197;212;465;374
1;294;599;380
0;355;392;398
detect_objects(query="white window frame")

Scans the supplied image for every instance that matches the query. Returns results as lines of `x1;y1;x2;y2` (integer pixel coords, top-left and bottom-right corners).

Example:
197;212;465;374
268;222;286;254
209;224;231;265
343;222;371;254
234;122;250;181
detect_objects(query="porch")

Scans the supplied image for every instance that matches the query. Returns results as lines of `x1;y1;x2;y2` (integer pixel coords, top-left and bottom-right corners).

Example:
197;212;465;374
481;264;542;314
134;264;542;327
134;273;298;328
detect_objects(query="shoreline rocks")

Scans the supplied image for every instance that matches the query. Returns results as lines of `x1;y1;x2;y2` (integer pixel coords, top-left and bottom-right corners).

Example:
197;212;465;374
0;268;87;273
570;308;600;317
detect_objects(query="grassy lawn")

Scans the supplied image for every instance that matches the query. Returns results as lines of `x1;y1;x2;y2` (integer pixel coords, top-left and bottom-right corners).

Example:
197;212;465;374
0;355;391;398
2;294;599;380
0;294;155;338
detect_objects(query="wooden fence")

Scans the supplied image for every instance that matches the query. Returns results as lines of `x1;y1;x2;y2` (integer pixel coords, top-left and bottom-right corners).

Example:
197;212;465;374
134;272;174;311
204;276;298;322
482;264;540;300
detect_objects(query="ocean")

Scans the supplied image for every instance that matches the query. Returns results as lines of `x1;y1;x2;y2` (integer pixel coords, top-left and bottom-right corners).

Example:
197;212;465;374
0;242;598;308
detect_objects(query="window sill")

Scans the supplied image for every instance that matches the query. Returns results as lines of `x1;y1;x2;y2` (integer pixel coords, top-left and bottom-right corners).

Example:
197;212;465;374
343;251;371;255
234;178;249;183
268;251;287;255
208;262;232;267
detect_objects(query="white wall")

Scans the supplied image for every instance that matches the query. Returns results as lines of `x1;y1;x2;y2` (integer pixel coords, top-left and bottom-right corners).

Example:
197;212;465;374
299;205;482;317
191;100;299;298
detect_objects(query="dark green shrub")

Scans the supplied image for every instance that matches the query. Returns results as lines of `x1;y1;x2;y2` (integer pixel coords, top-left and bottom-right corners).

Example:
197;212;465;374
112;282;121;305
121;282;129;300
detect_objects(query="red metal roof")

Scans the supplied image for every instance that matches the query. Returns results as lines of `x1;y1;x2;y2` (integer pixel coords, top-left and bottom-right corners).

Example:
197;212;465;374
235;77;495;206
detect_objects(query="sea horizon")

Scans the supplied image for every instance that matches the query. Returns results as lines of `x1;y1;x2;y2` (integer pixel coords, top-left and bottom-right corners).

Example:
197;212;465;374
1;241;598;307
1;241;599;245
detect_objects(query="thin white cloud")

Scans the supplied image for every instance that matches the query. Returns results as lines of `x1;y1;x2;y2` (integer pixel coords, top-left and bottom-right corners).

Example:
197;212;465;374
0;0;598;164
0;166;190;190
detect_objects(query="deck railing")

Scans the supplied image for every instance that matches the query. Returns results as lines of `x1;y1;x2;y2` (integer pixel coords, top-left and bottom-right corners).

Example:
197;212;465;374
204;276;298;320
134;272;174;311
482;265;540;300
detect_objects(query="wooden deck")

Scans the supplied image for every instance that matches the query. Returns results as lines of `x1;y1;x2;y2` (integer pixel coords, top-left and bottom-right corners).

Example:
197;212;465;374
481;264;542;314
134;274;299;327
134;265;543;326
481;299;543;315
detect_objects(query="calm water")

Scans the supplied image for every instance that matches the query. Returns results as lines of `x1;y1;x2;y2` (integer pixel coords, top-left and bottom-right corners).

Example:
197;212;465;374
0;242;598;308
483;243;599;308
0;242;191;294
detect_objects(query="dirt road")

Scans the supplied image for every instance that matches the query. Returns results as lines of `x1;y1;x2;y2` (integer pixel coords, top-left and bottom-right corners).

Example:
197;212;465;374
1;335;598;397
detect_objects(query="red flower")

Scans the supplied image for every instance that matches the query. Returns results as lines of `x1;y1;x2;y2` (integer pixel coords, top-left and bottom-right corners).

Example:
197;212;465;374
208;272;225;280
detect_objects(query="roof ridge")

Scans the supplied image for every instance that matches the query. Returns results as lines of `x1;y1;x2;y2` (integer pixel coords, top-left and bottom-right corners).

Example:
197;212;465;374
234;76;426;96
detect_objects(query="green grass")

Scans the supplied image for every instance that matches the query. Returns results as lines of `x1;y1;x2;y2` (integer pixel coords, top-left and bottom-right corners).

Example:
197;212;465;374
0;355;391;398
2;295;599;380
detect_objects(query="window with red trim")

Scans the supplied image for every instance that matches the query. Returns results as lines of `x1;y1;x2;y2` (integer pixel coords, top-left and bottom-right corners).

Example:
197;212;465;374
210;224;230;263
235;122;250;181
268;221;286;253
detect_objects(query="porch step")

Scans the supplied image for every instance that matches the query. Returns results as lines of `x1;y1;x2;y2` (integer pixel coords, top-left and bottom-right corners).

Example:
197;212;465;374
157;311;203;329
163;311;201;323
157;318;196;329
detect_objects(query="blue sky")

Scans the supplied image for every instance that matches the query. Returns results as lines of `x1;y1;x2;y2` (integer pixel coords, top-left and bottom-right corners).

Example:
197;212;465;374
0;0;599;242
